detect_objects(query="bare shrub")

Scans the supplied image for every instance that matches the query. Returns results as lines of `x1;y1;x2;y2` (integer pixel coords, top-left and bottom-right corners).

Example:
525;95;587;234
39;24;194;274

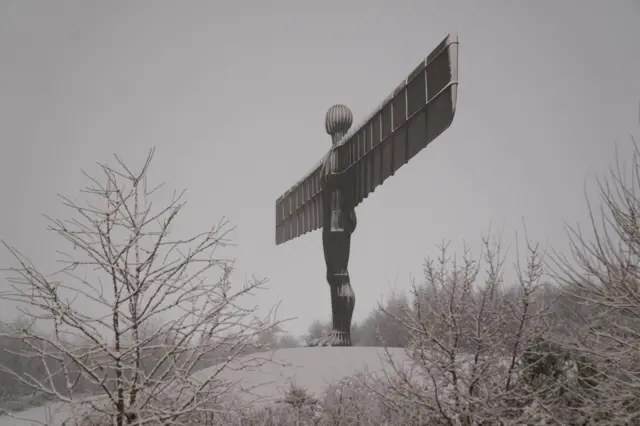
0;317;75;410
549;139;640;423
319;372;434;425
368;235;566;424
200;374;431;425
255;325;301;350
0;149;280;425
356;290;412;347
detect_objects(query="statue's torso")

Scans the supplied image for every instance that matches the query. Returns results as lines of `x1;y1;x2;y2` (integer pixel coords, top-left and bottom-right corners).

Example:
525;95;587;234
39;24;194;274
322;186;356;233
320;147;356;233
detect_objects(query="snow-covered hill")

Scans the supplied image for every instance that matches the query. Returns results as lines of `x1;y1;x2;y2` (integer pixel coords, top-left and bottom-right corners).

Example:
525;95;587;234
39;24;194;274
0;347;411;426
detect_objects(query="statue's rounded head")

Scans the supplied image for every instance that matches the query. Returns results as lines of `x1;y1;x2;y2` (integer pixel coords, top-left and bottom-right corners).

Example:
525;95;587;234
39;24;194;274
325;104;353;144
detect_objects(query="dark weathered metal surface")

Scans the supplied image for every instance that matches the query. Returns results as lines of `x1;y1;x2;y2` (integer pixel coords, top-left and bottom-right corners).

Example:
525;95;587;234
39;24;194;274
275;33;458;246
303;105;358;347
275;33;459;346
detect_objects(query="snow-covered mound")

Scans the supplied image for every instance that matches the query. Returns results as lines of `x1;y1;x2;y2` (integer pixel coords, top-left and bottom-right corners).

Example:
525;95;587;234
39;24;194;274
191;346;411;405
0;347;411;425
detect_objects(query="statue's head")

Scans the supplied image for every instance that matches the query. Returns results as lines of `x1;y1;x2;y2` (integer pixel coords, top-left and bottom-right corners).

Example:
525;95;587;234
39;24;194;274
325;104;353;145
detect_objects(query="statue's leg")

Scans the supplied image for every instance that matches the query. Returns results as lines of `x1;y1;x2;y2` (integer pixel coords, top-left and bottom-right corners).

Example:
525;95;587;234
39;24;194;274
308;230;355;347
327;231;355;337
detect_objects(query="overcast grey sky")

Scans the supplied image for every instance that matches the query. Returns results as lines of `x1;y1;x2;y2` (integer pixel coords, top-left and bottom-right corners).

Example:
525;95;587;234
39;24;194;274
1;1;639;337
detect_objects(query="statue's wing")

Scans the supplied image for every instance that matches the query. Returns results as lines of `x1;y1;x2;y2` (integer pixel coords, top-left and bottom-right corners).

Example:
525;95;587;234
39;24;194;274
274;33;459;246
337;32;459;208
274;158;325;245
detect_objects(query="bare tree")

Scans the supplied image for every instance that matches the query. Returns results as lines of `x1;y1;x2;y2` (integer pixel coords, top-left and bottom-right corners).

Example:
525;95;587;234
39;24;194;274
356;290;412;348
0;149;280;425
0;316;69;412
367;235;563;424
550;139;640;423
254;324;301;349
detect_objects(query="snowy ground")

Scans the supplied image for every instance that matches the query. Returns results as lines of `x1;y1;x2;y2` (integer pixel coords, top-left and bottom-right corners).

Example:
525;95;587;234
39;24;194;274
192;346;411;404
0;395;104;426
0;347;411;426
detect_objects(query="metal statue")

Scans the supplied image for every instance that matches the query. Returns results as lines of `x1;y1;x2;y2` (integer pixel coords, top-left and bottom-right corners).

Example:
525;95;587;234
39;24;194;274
275;33;460;346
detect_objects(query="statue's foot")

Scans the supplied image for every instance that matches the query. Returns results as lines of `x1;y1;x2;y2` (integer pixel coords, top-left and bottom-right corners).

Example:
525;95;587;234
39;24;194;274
308;330;351;347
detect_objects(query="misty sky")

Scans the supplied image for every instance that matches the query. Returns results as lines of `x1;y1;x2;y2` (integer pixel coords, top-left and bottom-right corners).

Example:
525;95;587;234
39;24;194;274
1;1;639;338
